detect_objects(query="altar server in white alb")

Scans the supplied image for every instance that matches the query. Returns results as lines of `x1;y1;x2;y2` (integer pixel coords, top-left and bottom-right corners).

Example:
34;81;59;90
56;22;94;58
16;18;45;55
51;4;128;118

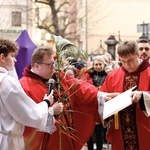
0;39;63;150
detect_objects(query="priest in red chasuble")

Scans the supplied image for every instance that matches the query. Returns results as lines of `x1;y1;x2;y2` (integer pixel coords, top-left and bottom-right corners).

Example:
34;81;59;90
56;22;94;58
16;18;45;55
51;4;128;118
100;40;150;150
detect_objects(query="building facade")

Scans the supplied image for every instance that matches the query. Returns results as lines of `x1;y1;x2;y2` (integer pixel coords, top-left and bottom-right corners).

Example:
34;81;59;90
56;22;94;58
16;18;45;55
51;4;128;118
0;0;49;45
73;0;150;56
0;0;30;40
1;0;150;57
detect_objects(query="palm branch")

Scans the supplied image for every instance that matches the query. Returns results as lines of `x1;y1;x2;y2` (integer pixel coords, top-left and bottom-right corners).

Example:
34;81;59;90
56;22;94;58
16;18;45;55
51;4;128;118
51;34;88;150
52;34;88;69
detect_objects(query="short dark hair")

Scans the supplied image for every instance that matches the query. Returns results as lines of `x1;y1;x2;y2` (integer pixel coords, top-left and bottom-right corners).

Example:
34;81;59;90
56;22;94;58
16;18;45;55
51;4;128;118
63;65;77;76
31;46;54;66
137;39;150;44
0;39;19;56
117;40;138;57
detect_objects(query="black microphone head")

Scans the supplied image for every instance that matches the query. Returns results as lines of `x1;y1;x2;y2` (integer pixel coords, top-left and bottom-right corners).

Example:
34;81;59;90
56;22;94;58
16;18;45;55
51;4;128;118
48;78;55;84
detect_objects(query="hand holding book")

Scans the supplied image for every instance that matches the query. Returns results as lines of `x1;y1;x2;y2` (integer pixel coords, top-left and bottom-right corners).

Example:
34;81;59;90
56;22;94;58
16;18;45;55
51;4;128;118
103;86;137;120
131;91;143;103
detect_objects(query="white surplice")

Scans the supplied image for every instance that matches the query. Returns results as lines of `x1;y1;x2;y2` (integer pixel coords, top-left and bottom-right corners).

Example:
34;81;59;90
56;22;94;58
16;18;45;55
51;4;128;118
0;67;56;150
142;91;150;117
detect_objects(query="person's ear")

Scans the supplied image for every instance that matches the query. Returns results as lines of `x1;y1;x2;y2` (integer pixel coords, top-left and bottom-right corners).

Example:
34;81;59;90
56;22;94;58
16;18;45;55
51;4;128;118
0;53;5;62
34;62;40;69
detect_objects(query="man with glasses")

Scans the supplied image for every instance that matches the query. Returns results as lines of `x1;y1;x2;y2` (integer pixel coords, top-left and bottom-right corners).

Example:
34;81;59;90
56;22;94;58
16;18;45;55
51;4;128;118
20;46;63;149
100;40;150;150
137;39;150;63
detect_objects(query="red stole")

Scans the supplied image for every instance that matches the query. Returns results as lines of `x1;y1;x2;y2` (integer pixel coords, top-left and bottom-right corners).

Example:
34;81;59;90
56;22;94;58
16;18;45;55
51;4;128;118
120;60;149;150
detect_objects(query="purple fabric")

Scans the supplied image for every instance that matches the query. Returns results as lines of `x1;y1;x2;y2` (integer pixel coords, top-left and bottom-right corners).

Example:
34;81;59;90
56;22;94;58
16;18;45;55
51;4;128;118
15;30;36;79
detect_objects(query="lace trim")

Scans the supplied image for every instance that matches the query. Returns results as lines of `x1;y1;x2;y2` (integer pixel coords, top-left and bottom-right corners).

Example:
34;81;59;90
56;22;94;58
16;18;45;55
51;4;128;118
45;112;57;134
38;112;56;134
97;91;105;121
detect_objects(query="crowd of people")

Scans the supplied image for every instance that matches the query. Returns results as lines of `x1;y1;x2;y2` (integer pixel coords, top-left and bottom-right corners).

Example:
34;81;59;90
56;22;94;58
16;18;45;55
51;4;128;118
0;37;150;150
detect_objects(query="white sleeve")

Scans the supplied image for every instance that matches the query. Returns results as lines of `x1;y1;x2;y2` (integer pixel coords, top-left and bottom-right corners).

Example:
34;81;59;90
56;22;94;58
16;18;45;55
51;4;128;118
0;76;56;133
97;91;106;124
38;107;57;134
143;92;150;117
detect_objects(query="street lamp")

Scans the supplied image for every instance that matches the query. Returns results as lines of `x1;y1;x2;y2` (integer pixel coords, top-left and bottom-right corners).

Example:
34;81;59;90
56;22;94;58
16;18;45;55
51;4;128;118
105;35;118;60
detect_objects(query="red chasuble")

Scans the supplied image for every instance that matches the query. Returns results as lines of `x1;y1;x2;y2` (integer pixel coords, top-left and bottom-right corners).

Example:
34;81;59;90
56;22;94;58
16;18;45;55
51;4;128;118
20;66;49;150
20;66;99;150
100;60;150;150
47;72;99;150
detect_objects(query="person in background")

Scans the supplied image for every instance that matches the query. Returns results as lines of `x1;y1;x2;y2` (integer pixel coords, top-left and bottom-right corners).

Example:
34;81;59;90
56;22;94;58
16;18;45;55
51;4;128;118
63;65;77;77
101;53;112;65
100;40;150;150
0;39;63;150
75;60;86;70
87;55;108;150
63;59;93;85
101;54;114;74
111;60;121;70
137;39;150;63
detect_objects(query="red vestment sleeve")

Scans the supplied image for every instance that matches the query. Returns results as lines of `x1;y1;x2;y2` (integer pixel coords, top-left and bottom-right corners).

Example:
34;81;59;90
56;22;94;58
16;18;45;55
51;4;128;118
58;72;99;149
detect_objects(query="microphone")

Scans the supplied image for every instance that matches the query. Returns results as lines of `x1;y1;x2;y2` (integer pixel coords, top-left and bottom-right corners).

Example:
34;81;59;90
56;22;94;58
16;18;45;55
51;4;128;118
47;78;55;96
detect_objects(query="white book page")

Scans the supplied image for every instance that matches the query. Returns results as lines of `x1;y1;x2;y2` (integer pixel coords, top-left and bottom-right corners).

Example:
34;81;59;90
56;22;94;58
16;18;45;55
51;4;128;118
103;86;136;120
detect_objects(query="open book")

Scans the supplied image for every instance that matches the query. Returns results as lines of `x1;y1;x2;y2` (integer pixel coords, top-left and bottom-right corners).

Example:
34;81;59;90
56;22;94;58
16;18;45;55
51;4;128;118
103;86;137;120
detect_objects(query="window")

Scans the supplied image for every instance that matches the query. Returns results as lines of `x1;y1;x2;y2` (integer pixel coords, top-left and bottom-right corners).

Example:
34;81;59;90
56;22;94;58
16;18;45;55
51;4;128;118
12;12;21;26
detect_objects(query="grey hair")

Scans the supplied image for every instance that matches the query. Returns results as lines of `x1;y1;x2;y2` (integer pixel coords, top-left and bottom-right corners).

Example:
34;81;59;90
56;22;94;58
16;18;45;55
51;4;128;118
92;55;107;65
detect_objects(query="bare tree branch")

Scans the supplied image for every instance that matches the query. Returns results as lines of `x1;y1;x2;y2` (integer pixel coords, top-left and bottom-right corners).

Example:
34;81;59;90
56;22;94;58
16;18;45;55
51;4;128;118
35;0;49;5
33;0;75;37
56;1;69;12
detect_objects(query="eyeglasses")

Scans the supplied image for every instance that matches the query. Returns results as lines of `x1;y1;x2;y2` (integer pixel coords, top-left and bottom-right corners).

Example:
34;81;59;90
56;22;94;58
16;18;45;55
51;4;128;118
37;61;55;68
139;47;150;51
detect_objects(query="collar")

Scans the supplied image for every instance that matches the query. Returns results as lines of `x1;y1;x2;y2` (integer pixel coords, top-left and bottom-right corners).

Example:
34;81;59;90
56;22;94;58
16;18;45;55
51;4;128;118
0;67;8;74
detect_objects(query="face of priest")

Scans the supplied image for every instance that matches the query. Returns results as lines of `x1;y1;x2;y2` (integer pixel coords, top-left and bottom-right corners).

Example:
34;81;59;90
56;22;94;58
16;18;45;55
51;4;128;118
34;54;55;79
119;53;140;73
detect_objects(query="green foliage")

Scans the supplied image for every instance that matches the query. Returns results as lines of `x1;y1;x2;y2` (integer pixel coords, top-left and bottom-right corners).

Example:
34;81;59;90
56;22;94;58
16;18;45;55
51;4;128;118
52;34;88;62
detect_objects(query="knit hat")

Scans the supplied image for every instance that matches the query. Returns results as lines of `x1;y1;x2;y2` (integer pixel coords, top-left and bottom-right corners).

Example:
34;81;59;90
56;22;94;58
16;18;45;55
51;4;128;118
75;60;85;70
